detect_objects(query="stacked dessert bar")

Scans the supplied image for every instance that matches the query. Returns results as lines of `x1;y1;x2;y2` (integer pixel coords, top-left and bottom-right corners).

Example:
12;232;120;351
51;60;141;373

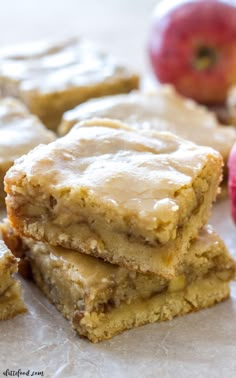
3;118;235;342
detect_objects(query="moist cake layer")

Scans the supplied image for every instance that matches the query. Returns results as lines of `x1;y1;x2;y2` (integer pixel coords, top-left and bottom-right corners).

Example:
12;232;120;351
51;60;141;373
0;240;26;320
5;119;222;276
0;239;18;294
0;281;26;321
16;226;235;342
0;37;139;130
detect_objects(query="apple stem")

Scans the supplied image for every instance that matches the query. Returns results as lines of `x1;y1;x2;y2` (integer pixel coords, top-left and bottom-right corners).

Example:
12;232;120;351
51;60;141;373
194;46;218;71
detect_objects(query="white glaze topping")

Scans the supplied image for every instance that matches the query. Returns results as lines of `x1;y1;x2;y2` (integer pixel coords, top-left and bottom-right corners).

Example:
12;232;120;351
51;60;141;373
0;98;55;168
6;118;221;224
0;37;132;94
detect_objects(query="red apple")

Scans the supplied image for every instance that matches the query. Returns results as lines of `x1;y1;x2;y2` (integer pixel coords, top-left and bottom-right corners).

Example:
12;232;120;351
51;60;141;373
228;142;236;223
148;0;236;105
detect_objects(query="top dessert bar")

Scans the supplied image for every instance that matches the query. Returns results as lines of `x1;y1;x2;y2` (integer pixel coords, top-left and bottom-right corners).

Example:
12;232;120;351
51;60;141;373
5;118;222;276
0;97;55;205
0;37;139;130
59;86;236;172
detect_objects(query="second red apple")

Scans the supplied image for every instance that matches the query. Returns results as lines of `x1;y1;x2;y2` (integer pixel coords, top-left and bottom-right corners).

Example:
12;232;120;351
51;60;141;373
148;0;236;105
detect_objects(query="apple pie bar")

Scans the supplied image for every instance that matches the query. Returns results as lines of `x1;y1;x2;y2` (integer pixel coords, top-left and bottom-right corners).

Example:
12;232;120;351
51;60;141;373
0;97;55;205
0;37;139;130
0;240;26;320
3;225;234;342
5;119;222;277
59;86;236;184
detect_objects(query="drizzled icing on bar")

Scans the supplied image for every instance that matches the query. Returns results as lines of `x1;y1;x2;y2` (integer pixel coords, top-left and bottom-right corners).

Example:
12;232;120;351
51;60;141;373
0;37;130;93
6;118;222;228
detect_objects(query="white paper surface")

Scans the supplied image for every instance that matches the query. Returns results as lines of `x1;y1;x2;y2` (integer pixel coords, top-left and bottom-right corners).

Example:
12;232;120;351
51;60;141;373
0;200;236;378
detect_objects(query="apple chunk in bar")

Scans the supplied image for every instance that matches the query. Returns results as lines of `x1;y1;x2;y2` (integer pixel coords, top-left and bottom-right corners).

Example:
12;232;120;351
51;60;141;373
0;97;55;205
0;37;139;130
0;240;26;320
3;226;235;342
5;118;222;277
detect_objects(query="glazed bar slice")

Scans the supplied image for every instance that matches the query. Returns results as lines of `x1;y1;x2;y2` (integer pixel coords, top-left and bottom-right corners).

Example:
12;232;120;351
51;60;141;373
5;119;222;276
0;98;55;205
0;240;26;320
0;37;139;130
59;86;236;186
4;225;235;342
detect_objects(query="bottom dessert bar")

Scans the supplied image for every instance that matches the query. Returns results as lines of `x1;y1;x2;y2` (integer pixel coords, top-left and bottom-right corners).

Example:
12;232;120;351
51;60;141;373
2;224;235;342
0;240;26;320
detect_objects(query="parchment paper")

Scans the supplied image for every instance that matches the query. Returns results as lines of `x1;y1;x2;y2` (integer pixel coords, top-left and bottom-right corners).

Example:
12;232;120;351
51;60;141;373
0;200;236;378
